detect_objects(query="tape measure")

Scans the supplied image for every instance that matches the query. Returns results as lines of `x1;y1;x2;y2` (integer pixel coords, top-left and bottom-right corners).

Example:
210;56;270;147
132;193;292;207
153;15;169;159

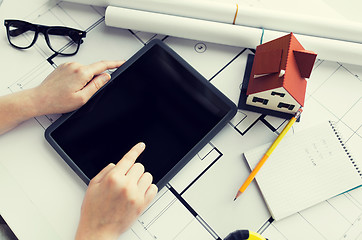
224;230;267;240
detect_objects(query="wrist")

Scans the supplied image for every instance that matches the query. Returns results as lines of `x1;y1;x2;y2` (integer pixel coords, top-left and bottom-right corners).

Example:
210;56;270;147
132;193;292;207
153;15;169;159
21;88;43;118
6;88;40;121
75;217;120;240
27;86;54;117
75;225;119;240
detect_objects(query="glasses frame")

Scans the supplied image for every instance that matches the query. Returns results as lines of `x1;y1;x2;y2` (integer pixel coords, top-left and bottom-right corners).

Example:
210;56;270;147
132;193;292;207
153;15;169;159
4;19;87;56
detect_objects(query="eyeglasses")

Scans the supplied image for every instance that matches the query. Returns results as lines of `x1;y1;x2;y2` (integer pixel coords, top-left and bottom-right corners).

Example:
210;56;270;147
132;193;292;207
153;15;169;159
4;19;86;56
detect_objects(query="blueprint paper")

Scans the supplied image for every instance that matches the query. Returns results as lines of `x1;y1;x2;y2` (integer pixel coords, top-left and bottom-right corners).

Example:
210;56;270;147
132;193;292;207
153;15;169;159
105;6;262;49
105;6;362;66
0;161;61;240
65;0;362;43
64;0;237;24
233;5;362;44
0;0;361;240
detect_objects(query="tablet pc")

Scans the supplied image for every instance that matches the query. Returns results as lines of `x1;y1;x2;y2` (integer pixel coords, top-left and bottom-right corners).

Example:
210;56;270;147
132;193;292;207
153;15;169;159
45;39;237;189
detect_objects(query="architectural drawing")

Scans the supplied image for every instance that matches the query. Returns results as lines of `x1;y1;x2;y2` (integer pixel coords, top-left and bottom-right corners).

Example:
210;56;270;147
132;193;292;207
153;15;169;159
0;1;361;240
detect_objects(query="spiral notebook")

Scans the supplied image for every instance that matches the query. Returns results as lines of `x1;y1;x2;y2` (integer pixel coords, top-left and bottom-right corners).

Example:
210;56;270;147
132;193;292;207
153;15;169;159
244;121;361;221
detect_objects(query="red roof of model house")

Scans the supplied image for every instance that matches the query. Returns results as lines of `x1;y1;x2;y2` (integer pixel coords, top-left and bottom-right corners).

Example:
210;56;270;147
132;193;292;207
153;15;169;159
246;33;317;114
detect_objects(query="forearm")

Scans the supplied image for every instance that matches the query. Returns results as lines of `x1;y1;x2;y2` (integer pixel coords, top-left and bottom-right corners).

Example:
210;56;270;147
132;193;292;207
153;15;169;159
0;89;39;135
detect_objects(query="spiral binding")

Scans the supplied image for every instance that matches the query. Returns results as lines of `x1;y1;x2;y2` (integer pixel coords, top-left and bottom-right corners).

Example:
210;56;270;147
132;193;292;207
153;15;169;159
328;121;360;178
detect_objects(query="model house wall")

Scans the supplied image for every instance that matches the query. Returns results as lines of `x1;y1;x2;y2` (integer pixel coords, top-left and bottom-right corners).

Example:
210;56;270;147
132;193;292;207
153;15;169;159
246;87;300;113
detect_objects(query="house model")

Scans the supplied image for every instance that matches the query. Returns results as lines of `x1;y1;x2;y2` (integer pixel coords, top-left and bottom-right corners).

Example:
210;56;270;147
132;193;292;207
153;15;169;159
246;33;317;114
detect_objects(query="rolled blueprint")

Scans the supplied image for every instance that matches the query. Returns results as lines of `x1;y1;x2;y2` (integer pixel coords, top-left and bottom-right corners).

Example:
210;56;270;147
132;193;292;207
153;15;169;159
105;6;262;48
234;6;362;44
65;0;362;44
63;0;237;24
105;6;362;66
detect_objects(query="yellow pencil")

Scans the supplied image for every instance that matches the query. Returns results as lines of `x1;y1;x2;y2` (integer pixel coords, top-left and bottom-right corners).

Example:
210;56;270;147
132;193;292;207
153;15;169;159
234;107;303;201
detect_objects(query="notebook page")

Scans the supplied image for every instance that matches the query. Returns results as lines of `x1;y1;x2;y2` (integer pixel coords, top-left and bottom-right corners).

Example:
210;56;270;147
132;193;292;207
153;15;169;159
244;122;361;220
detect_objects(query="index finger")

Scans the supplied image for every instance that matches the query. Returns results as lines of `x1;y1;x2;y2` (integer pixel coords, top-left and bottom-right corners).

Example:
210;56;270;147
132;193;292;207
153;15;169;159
113;142;146;175
85;60;125;77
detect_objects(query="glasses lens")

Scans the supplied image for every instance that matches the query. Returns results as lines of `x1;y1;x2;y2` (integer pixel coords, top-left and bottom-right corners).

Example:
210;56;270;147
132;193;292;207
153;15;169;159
47;28;81;55
7;21;36;48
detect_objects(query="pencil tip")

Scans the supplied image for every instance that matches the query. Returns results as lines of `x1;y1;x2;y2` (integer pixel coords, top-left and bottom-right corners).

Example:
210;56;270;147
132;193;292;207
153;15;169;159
234;191;242;201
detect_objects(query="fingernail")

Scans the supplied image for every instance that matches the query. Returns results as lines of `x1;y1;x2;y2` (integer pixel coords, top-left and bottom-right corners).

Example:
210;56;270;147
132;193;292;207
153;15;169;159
138;142;146;149
102;73;111;82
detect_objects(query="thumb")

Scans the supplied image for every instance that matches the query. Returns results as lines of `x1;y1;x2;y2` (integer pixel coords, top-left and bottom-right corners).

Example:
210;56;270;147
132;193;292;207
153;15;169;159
80;73;111;100
144;184;158;206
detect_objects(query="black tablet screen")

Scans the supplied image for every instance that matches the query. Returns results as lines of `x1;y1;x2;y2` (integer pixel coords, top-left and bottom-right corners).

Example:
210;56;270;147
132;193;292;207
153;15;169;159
51;44;231;184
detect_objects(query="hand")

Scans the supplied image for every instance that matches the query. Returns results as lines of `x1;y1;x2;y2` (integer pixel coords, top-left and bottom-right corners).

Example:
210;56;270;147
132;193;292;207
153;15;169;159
33;60;124;116
0;60;124;135
75;143;158;240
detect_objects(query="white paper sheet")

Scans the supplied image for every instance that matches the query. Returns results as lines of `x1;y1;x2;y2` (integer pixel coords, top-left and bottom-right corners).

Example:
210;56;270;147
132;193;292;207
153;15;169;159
105;6;262;50
0;1;361;240
234;5;362;44
0;161;60;240
63;0;238;24
65;0;362;43
104;6;362;66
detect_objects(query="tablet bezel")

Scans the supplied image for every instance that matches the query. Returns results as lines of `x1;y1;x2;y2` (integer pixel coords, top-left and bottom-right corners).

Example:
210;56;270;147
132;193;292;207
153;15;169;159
45;39;237;189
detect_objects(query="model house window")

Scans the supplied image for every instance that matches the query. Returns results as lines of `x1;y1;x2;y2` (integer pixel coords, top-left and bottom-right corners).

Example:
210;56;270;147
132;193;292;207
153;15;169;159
252;97;269;105
277;102;295;110
271;91;285;97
